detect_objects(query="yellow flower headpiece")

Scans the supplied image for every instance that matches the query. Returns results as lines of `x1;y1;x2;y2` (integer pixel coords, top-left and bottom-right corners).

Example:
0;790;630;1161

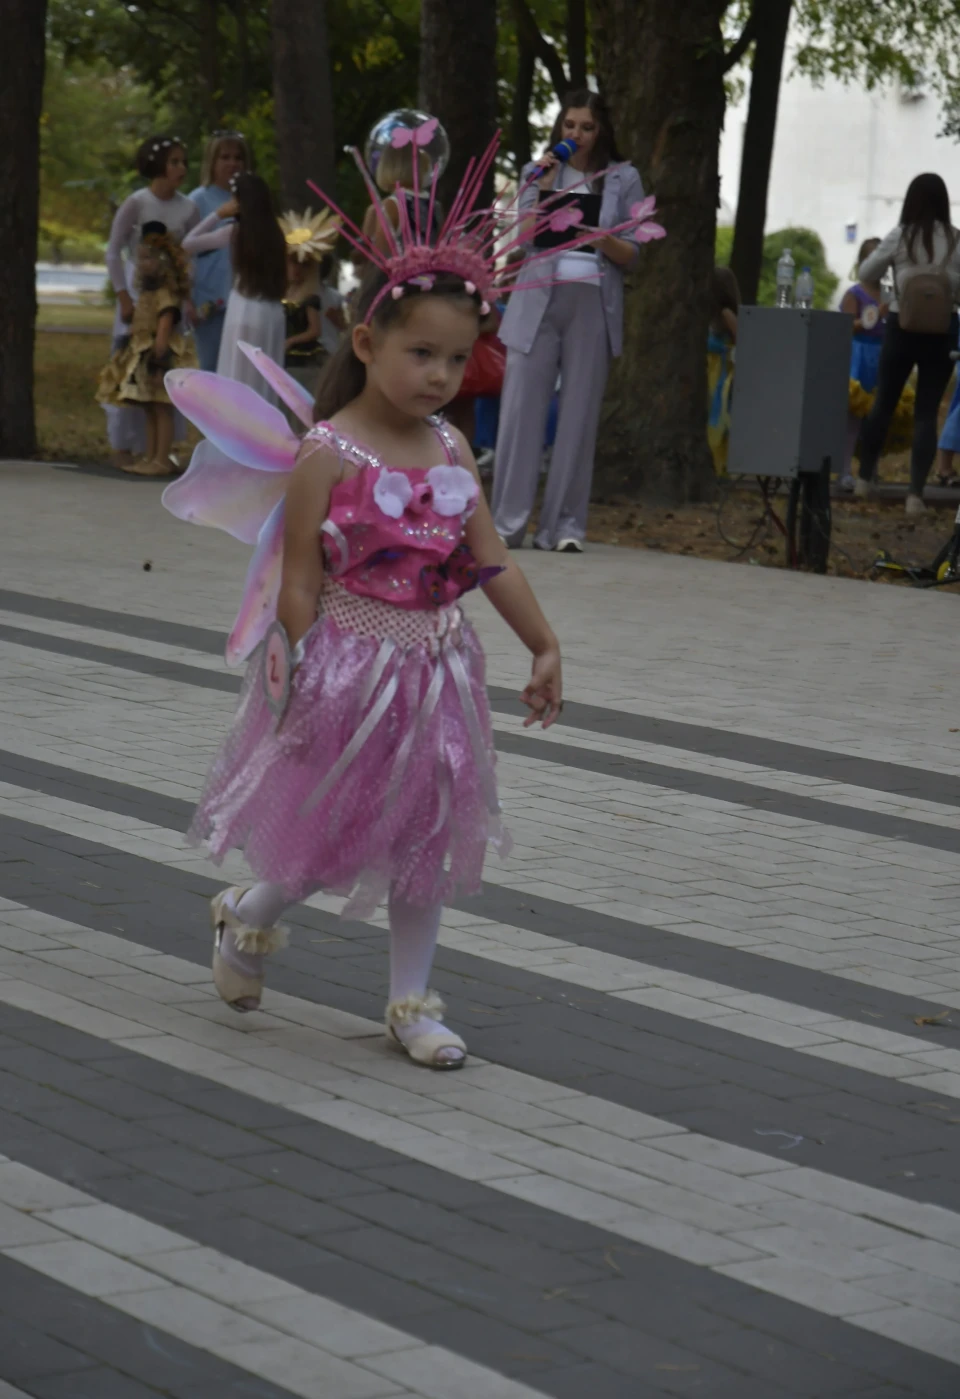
279;207;341;262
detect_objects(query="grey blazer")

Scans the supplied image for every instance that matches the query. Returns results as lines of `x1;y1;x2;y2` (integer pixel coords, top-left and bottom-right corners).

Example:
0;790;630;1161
497;161;645;359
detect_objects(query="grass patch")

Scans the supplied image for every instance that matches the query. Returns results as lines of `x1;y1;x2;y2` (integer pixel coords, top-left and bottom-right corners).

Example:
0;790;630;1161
37;302;115;331
35;329;111;462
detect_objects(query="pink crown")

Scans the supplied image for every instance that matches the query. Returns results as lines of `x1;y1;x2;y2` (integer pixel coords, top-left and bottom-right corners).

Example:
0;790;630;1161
307;126;665;322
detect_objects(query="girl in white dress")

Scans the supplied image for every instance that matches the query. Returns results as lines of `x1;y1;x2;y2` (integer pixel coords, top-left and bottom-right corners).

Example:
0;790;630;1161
182;174;287;406
103;135;200;469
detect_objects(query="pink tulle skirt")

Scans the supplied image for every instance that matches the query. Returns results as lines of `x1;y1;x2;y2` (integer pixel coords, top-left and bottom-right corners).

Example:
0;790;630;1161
190;589;505;917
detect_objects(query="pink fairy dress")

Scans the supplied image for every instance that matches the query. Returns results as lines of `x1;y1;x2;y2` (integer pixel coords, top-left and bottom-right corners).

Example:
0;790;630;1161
189;417;507;918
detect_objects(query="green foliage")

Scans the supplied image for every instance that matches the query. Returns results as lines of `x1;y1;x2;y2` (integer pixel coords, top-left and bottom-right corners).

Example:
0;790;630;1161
37;220;106;263
40;50;158;241
45;0;422;227
716;225;839;308
720;0;960;129
758;228;839;308
715;225;734;266
496;0;571;173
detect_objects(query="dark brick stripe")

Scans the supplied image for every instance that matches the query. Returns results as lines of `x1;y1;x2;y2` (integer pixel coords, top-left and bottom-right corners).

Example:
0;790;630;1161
1;811;958;1212
0;1252;300;1397
6;615;960;863
0;745;955;1049
1;585;955;808
0;1005;956;1399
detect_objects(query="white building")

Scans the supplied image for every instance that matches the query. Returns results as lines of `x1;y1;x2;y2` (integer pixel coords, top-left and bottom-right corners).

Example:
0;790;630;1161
718;51;960;300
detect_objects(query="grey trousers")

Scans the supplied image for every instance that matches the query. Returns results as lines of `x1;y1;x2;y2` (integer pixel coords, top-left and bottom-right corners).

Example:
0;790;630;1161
492;283;610;549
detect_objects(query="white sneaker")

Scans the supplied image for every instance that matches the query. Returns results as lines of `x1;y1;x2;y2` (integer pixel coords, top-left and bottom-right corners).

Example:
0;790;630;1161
554;538;584;553
853;477;876;500
905;493;927;516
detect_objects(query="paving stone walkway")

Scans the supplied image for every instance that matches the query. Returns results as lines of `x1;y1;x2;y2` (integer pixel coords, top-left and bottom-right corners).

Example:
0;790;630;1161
1;459;959;1397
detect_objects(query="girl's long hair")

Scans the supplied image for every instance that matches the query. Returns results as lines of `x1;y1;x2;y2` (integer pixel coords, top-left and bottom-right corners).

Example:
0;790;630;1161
313;268;481;422
547;89;623;171
900;173;956;260
232;173;287;301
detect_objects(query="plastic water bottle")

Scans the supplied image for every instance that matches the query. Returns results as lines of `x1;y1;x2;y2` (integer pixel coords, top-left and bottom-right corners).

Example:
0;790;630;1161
775;248;795;307
795;266;815;310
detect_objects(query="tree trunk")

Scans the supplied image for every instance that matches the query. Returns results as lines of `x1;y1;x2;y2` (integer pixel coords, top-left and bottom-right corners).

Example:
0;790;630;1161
420;0;499;208
0;0;47;460
199;0;223;128
729;0;793;304
592;0;727;503
511;35;536;175
271;0;336;208
566;0;588;90
233;0;250;114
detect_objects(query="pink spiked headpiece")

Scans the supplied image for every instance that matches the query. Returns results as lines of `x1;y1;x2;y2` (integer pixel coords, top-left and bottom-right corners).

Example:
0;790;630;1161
308;126;665;322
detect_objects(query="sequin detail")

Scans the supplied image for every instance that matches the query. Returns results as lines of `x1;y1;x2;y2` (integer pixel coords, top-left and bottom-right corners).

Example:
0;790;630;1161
187;414;509;918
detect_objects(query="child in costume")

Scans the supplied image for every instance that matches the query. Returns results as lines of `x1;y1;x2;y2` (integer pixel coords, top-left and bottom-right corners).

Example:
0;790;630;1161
97;221;195;477
707;266;739;477
162;135;663;1068
840;238;887;489
935;325;960;487
102;133;200;473
363;111;446;255
280;208;343;399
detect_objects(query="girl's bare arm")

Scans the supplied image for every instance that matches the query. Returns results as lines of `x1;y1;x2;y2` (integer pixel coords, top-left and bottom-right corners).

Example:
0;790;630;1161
454;428;563;726
275;446;339;648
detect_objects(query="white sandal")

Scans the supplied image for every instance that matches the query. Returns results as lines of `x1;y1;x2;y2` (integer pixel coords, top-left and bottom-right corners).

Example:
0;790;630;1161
386;991;467;1070
210;887;288;1013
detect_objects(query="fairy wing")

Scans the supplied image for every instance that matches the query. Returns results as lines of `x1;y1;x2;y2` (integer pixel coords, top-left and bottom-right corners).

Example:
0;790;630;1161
162;438;288;545
237;342;315;428
226;498;286;666
164;368;300;471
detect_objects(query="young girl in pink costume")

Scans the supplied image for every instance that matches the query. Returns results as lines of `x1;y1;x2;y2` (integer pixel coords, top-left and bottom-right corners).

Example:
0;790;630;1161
163;133;663;1068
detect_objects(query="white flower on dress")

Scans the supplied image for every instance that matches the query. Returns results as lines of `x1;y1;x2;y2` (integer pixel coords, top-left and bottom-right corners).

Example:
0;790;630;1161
426;464;479;517
373;468;413;520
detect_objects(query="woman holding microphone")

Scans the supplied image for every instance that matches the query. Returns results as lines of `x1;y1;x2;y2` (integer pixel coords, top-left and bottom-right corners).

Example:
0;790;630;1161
492;90;645;552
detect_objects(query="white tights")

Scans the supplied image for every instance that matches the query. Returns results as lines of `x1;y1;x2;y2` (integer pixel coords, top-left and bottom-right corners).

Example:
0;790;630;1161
235;882;447;1042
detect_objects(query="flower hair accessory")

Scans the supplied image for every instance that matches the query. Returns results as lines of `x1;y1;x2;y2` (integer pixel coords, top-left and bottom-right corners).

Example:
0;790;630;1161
278;207;342;262
307;130;666;323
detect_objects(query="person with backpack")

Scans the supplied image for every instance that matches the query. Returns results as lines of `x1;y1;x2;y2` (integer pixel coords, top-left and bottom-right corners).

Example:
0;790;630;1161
855;173;960;515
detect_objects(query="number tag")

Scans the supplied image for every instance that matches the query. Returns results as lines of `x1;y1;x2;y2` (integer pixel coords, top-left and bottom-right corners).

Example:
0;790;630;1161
262;621;293;724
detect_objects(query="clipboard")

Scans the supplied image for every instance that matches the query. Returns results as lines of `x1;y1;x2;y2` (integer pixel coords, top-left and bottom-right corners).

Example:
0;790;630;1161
532;191;602;251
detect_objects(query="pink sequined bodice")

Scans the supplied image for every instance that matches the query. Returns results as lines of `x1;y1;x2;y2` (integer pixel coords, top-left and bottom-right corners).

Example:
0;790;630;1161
307;418;494;611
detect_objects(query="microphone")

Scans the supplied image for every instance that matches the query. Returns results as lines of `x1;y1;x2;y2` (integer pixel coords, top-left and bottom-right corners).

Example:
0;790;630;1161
531;138;578;180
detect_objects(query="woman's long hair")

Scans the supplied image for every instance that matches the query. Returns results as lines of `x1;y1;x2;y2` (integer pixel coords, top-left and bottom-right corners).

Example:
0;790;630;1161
313;268;480;421
900;173;955;260
232;173;287;301
547;89;623;171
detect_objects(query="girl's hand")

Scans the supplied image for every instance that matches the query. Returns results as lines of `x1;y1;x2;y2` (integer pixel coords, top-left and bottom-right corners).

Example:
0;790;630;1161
537;152;560;191
182;298;196;328
117;289;135;323
520;645;563;729
218;198;239;219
